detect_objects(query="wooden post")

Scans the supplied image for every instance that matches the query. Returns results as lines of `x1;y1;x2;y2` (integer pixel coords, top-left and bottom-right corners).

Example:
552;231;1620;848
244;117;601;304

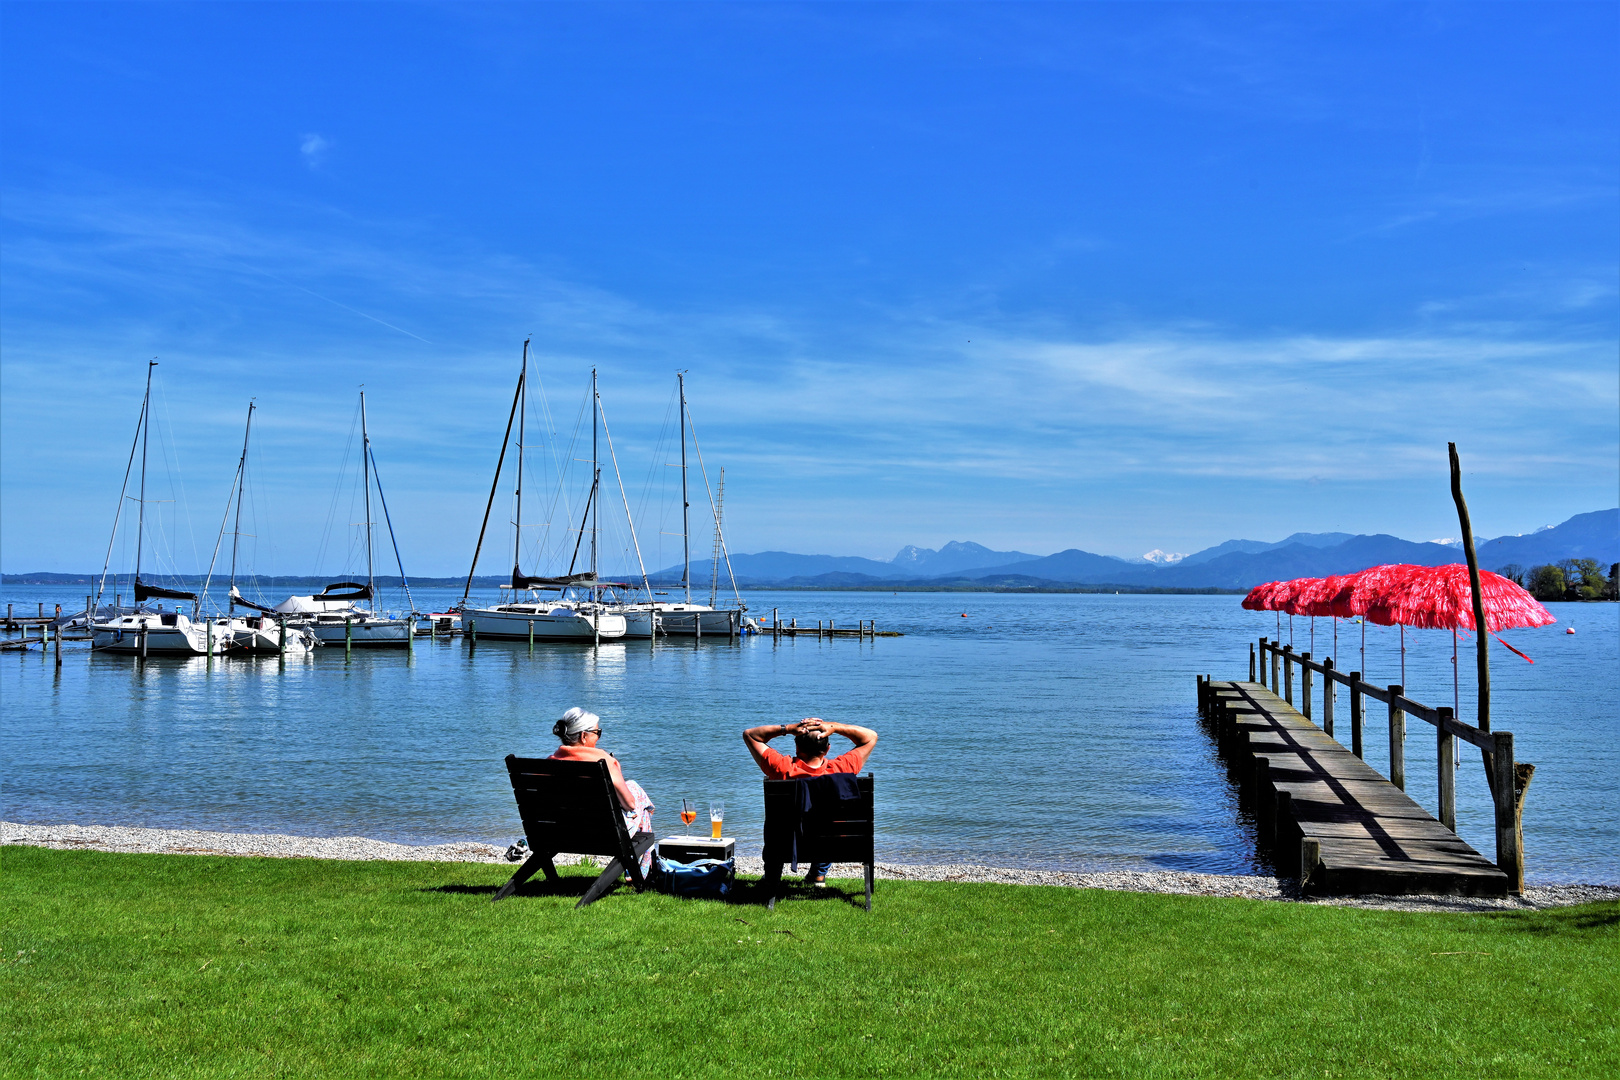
206;618;213;657
1271;643;1281;695
830;619;836;637
1350;674;1364;758
278;616;287;658
1387;685;1405;790
38;602;44;618
1282;645;1294;705
1300;652;1312;720
528;618;534;651
1437;706;1456;832
1250;641;1257;683
773;608;779;640
694;612;700;641
469;618;476;644
54;624;62;670
731;611;737;640
87;594;93;628
1491;731;1523;894
6;603;11;625
1321;658;1335;737
1300;837;1321;891
345;617;352;658
139;626;148;659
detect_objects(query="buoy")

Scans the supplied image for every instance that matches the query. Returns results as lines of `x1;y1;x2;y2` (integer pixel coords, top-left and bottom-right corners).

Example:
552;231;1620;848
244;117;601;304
1566;627;1575;635
960;613;968;618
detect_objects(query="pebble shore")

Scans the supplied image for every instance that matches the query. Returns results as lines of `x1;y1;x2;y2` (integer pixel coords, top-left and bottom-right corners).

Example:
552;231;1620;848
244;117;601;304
7;821;1616;913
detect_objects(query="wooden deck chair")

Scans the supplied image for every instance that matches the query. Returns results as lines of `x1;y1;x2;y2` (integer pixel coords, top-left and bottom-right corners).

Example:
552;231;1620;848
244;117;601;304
761;775;876;911
493;755;655;909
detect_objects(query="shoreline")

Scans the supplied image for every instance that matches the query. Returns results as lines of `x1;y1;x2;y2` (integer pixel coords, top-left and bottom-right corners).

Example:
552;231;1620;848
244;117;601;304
7;820;1616;913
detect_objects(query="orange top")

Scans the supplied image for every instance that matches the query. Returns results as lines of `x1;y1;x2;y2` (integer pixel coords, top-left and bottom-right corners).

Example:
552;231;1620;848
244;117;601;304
758;746;865;781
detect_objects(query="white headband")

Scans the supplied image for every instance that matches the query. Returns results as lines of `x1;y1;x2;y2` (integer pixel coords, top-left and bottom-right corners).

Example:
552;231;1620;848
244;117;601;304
554;707;601;739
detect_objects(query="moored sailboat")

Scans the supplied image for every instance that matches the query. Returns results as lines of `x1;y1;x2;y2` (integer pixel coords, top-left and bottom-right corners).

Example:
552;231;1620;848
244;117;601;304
90;361;227;656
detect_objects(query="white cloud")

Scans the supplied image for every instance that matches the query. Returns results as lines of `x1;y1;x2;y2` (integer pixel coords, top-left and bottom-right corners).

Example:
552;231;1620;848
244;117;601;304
299;133;330;168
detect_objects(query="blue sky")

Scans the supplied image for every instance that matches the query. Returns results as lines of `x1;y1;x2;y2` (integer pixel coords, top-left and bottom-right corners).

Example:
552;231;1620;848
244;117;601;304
2;2;1616;578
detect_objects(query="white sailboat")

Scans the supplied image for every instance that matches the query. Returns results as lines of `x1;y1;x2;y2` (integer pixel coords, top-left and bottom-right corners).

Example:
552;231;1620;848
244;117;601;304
198;402;316;655
458;344;628;642
91;361;227;657
274;391;414;647
617;373;753;638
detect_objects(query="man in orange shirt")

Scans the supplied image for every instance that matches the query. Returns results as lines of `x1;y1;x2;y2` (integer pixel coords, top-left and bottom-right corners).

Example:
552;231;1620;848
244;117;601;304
742;717;877;884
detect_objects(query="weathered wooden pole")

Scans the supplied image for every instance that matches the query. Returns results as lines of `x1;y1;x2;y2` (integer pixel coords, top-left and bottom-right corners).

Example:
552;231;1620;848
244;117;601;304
1271;642;1281;694
1321;657;1335;737
54;624;62;670
1281;645;1294;705
1491;731;1524;893
1436;706;1457;832
468;618;477;644
1250;641;1257;683
1387;685;1406;790
528;618;534;651
278;615;287;659
1349;673;1364;758
1300;652;1313;720
345;617;352;659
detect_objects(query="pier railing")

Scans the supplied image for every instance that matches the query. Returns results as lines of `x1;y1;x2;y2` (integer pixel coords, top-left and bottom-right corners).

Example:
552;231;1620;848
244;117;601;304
1237;636;1522;888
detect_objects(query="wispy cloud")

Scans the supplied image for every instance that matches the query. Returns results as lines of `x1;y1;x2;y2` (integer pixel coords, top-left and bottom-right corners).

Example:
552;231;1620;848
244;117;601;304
299;133;330;169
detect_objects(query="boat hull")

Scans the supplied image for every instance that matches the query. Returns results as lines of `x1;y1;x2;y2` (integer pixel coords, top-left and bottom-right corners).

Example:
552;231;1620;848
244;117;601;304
91;614;224;655
462;606;627;641
619;604;746;638
303;618;413;647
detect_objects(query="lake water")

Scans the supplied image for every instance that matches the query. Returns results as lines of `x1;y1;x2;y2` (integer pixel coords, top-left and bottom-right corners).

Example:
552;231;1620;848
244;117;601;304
3;586;1615;882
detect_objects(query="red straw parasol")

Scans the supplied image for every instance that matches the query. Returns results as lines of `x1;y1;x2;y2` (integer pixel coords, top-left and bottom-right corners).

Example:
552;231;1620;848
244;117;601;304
1363;564;1555;633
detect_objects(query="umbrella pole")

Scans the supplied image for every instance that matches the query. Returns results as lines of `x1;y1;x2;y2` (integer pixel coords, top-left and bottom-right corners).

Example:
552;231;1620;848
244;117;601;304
1454;627;1461;766
1400;625;1406;686
1311;615;1315;654
1361;617;1366;678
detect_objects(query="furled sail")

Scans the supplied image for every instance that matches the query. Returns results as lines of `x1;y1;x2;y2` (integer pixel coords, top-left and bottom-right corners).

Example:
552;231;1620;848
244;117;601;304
512;567;597;590
133;578;197;602
313;581;373;602
229;585;277;614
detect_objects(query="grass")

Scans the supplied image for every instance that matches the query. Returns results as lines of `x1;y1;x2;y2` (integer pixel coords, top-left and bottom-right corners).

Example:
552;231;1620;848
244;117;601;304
2;847;1615;1078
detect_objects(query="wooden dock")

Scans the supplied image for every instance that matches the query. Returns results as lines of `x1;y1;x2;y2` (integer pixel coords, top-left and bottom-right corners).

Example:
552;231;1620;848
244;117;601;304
1200;677;1509;897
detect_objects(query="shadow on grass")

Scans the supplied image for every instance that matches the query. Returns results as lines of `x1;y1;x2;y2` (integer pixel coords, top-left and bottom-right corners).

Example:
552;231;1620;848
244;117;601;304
1486;903;1619;937
420;875;872;910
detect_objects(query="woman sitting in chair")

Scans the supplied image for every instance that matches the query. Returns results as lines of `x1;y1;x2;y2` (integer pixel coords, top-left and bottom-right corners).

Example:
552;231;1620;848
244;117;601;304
550;707;655;851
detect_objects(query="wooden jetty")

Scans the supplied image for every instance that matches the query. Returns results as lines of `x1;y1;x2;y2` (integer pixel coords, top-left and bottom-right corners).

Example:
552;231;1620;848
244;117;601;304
1197;637;1524;897
765;610;900;639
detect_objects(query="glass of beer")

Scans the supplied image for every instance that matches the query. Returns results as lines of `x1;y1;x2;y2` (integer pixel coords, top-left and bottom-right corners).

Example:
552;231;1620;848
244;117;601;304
709;801;725;840
680;799;697;834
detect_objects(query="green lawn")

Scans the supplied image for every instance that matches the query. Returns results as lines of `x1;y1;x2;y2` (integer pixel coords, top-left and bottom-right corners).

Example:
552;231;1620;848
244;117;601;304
2;846;1614;1078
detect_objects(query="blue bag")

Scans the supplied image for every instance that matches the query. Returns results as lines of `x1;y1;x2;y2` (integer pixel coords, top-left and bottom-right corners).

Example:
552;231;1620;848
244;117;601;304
651;853;734;900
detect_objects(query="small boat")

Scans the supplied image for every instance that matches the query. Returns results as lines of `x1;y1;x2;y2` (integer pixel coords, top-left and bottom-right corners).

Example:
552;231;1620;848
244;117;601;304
457;347;629;643
90;361;226;657
270;392;415;648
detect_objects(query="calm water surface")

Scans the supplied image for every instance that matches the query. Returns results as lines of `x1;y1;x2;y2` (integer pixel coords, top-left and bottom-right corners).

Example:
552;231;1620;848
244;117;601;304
4;587;1615;882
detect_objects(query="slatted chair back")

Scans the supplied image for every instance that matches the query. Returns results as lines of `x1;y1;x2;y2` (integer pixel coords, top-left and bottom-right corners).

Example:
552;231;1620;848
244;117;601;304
763;774;876;909
506;755;631;858
494;754;654;907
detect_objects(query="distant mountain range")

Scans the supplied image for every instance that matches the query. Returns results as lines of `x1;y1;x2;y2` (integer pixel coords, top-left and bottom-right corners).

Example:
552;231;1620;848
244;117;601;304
652;508;1618;592
9;510;1614;593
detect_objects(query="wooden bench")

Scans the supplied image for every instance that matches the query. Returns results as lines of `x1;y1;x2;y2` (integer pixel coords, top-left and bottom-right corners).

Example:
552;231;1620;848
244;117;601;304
493;755;655;908
762;774;875;911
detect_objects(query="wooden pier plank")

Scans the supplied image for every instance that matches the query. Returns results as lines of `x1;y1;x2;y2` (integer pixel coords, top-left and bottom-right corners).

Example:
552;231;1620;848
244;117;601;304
1209;680;1507;897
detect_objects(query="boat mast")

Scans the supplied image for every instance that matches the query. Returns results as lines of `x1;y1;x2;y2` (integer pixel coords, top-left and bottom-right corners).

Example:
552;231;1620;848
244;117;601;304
591;367;600;603
678;371;690;604
228;402;255;609
513;338;529;583
360;390;374;601
462;355;527;605
134;359;156;593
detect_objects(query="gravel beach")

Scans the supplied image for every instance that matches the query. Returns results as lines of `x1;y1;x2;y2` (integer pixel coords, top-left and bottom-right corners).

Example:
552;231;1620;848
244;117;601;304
7;821;1616;913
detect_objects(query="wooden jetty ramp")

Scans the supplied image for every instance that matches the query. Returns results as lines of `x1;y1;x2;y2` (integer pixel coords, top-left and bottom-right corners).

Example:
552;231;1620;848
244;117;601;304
1198;638;1524;897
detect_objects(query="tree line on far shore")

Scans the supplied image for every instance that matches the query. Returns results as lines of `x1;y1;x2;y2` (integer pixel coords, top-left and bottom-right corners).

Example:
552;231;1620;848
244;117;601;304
1495;560;1619;602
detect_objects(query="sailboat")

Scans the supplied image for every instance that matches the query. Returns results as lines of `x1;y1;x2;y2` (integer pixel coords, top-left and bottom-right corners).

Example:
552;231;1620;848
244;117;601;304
617;373;753;638
271;391;414;647
458;344;628;642
91;361;228;656
198;402;316;654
